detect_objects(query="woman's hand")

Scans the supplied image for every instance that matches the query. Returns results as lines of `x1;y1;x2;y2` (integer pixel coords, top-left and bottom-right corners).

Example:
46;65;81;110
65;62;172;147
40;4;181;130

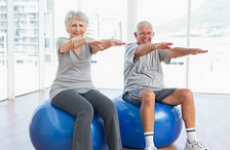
85;37;104;50
109;39;126;46
100;39;126;50
89;38;126;53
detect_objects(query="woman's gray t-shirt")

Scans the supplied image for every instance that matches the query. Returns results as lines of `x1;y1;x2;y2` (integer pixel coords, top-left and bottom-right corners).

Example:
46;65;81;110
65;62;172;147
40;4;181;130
49;37;95;100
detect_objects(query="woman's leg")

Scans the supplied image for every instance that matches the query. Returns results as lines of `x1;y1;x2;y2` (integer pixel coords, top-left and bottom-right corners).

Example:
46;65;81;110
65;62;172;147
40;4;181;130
52;89;94;150
83;89;122;150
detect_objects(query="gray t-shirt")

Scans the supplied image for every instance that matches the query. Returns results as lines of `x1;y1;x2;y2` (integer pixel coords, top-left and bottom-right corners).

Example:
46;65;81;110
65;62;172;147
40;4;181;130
49;37;95;100
123;42;171;93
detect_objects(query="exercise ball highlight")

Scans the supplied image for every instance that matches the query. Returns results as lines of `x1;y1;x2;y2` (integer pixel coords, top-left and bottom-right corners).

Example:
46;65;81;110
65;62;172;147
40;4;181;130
29;100;107;150
113;96;183;149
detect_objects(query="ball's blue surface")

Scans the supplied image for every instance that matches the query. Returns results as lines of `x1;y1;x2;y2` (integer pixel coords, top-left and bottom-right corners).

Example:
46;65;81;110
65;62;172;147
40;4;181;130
29;100;106;150
113;96;183;149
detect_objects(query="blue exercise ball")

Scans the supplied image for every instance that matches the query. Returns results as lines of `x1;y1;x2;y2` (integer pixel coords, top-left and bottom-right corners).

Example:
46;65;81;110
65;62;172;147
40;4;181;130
29;100;107;150
113;96;183;149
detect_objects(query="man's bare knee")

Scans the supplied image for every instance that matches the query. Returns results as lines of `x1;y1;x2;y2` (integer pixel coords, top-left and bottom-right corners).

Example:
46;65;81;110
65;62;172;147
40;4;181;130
138;89;155;106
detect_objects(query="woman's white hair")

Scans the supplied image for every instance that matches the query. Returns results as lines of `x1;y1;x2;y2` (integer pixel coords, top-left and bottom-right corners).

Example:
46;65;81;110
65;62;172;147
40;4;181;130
65;10;88;31
136;21;153;32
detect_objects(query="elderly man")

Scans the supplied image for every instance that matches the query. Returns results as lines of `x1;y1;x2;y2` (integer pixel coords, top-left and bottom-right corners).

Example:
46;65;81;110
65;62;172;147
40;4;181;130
122;21;209;150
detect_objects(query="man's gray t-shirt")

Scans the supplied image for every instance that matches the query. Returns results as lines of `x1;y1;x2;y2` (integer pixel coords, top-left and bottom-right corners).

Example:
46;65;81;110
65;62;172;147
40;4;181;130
123;42;171;93
49;37;95;100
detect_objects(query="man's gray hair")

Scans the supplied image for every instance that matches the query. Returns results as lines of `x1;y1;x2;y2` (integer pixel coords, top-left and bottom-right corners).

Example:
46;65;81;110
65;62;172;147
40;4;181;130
65;10;89;30
136;21;153;32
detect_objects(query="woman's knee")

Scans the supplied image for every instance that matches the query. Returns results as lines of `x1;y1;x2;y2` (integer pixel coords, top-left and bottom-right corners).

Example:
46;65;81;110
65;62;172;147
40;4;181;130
77;104;94;119
103;100;118;118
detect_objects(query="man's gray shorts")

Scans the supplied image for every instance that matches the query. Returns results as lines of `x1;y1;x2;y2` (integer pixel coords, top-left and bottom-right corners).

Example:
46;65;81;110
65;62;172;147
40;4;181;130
122;88;176;105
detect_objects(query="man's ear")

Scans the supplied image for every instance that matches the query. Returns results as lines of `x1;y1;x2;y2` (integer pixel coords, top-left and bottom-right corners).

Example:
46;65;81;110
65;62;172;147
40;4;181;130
134;32;137;38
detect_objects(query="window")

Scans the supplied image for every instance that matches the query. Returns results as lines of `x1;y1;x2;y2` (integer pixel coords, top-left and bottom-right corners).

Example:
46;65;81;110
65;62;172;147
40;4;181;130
137;0;188;89
189;0;230;93
0;0;7;100
14;0;39;95
78;0;127;89
44;0;55;87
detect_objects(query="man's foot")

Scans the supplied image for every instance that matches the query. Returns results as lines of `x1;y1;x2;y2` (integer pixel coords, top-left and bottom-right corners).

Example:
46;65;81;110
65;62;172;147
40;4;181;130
144;147;158;150
185;140;210;150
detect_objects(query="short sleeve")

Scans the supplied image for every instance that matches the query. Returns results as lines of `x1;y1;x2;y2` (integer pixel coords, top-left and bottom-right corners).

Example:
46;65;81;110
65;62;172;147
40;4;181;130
158;49;171;64
56;37;68;53
125;43;139;64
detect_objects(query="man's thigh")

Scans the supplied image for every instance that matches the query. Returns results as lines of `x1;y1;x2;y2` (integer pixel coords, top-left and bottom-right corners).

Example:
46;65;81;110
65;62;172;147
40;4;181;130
154;88;177;103
161;89;188;106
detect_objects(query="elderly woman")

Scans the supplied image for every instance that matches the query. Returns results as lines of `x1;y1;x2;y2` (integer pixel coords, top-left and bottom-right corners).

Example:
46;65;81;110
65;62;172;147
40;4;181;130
49;10;125;150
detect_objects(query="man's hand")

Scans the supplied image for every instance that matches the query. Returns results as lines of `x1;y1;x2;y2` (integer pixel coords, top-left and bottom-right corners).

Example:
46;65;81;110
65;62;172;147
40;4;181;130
189;48;208;55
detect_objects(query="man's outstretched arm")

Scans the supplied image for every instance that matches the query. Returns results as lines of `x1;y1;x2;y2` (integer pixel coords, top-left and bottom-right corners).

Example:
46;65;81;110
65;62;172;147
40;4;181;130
135;42;173;58
166;47;208;58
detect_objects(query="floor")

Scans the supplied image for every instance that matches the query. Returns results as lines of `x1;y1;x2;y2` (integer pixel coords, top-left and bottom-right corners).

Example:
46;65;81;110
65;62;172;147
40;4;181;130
0;89;230;150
